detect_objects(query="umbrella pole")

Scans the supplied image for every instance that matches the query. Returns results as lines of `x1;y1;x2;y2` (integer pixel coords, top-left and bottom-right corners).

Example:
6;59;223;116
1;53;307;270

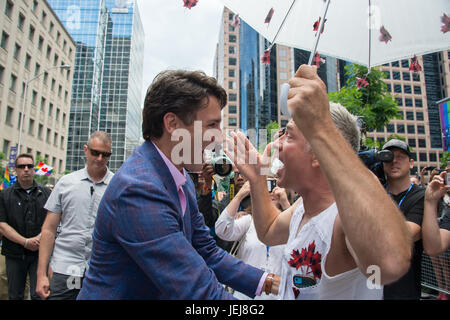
308;0;331;65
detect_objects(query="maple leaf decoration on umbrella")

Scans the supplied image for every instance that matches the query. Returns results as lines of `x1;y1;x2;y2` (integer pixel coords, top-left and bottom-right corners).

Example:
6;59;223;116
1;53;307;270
379;26;392;43
264;8;274;24
261;49;271;64
183;0;198;10
441;13;450;33
288;241;322;280
313;17;327;34
356;76;369;89
409;55;422;73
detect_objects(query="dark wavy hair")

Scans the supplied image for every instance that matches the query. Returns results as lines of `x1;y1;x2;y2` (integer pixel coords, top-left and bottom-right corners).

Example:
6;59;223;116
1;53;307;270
142;70;227;140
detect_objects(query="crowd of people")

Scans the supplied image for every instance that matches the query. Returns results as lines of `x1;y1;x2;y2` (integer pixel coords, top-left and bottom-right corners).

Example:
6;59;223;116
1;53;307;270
0;65;449;300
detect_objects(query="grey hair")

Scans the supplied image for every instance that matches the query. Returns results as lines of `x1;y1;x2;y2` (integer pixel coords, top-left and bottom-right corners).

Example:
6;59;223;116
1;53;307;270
305;102;360;153
87;131;112;147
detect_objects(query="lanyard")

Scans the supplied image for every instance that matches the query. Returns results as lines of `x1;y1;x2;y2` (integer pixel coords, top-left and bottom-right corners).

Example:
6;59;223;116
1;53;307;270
392;183;413;208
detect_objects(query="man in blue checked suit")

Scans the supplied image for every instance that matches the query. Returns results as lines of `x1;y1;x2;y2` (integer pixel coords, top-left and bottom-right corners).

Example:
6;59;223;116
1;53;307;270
78;70;279;299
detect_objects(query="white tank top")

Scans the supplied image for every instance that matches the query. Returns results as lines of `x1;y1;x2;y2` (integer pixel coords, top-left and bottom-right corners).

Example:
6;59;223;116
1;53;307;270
279;201;383;300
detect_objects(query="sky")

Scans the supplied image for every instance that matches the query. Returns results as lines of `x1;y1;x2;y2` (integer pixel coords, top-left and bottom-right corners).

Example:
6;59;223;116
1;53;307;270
135;0;225;103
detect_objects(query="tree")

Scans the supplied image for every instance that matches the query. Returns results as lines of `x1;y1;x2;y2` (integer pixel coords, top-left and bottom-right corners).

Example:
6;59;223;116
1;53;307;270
440;151;450;169
329;64;401;135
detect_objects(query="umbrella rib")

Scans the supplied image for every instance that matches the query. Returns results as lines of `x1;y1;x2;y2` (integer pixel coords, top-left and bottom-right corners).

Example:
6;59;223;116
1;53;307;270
268;0;297;50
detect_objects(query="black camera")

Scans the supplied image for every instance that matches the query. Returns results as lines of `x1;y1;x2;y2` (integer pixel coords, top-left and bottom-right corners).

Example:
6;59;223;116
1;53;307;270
209;147;233;177
358;147;393;185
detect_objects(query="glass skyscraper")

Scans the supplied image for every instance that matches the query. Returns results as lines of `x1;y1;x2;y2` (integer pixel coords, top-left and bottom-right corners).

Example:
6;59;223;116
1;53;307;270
47;0;144;172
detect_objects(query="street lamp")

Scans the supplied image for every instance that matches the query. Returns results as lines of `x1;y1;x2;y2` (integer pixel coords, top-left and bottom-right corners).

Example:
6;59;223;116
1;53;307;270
17;64;71;155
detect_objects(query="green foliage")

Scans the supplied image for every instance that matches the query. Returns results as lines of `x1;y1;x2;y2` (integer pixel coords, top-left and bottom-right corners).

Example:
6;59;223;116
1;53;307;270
329;64;400;133
440;151;450;169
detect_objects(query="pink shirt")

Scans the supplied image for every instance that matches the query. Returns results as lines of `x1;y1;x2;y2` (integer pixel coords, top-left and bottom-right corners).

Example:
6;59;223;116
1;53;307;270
152;141;267;296
152;141;187;216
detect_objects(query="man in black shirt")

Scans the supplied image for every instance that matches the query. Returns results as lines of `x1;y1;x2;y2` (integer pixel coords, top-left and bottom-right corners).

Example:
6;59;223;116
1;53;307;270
382;139;425;300
0;154;51;300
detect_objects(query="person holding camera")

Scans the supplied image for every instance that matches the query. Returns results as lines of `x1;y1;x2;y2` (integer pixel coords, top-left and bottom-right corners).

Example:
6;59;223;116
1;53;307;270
225;65;411;300
215;181;289;300
381;139;425;300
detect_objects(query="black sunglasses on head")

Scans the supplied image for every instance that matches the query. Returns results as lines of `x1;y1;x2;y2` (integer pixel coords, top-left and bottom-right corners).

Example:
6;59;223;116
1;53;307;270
16;164;34;169
88;147;112;158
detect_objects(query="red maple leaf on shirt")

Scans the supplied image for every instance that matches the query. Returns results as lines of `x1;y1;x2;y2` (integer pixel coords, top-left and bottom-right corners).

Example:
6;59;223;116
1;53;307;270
261;49;271;64
288;241;322;279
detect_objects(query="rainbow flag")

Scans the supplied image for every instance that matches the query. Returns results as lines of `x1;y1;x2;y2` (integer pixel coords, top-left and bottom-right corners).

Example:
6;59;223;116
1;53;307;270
35;162;53;176
439;98;450;151
0;165;12;190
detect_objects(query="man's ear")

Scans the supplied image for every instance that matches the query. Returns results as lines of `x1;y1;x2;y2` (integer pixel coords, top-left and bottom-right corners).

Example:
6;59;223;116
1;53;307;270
311;152;320;168
163;112;180;135
409;158;414;170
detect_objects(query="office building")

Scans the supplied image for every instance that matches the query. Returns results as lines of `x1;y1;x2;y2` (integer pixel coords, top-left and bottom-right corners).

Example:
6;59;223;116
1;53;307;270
214;7;338;138
47;0;144;172
367;50;450;172
0;0;75;175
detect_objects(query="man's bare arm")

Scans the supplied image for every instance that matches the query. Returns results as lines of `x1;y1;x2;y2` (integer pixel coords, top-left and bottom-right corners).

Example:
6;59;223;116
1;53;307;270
287;65;411;285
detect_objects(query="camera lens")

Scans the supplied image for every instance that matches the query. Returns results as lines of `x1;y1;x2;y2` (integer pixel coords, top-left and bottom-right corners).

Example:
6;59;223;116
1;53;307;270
213;156;232;176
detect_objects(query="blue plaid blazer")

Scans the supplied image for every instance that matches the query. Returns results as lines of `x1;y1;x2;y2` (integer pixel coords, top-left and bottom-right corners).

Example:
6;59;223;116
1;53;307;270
77;141;264;299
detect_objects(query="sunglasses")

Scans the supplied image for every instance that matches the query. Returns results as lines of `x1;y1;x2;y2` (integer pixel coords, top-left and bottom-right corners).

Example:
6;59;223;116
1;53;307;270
16;164;34;169
88;147;112;158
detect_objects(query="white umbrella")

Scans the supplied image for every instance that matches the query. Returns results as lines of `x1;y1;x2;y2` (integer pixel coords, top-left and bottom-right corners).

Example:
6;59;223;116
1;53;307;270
219;0;450;116
219;0;450;68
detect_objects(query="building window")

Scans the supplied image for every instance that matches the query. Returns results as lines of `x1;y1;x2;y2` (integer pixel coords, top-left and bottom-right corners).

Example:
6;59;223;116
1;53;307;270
408;139;416;147
413;73;420;81
394;84;402;93
429;153;437;162
5;106;13;125
387;124;395;133
397;124;405;133
393;72;400;80
229;35;236;43
228;117;237;126
407;125;415;134
228;57;237;65
228;105;237;114
0;64;4;84
391;61;399;67
384;71;390;79
414;86;421;94
416;112;424;121
402;72;410;81
2;140;10;155
419;153;427;162
1;31;9;50
406;112;414;120
279;72;288;80
278;48;287;57
417;125;425;134
415;98;423;107
228;45;236;54
28;118;35;135
404;85;411;94
28;25;35;41
229;93;237;101
418;139;426;148
228;69;235;77
401;60;409;68
18;13;25;30
4;0;13;18
405;98;413;107
13;43;21;60
228;81;236;90
38;124;43;139
9;74;17;92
